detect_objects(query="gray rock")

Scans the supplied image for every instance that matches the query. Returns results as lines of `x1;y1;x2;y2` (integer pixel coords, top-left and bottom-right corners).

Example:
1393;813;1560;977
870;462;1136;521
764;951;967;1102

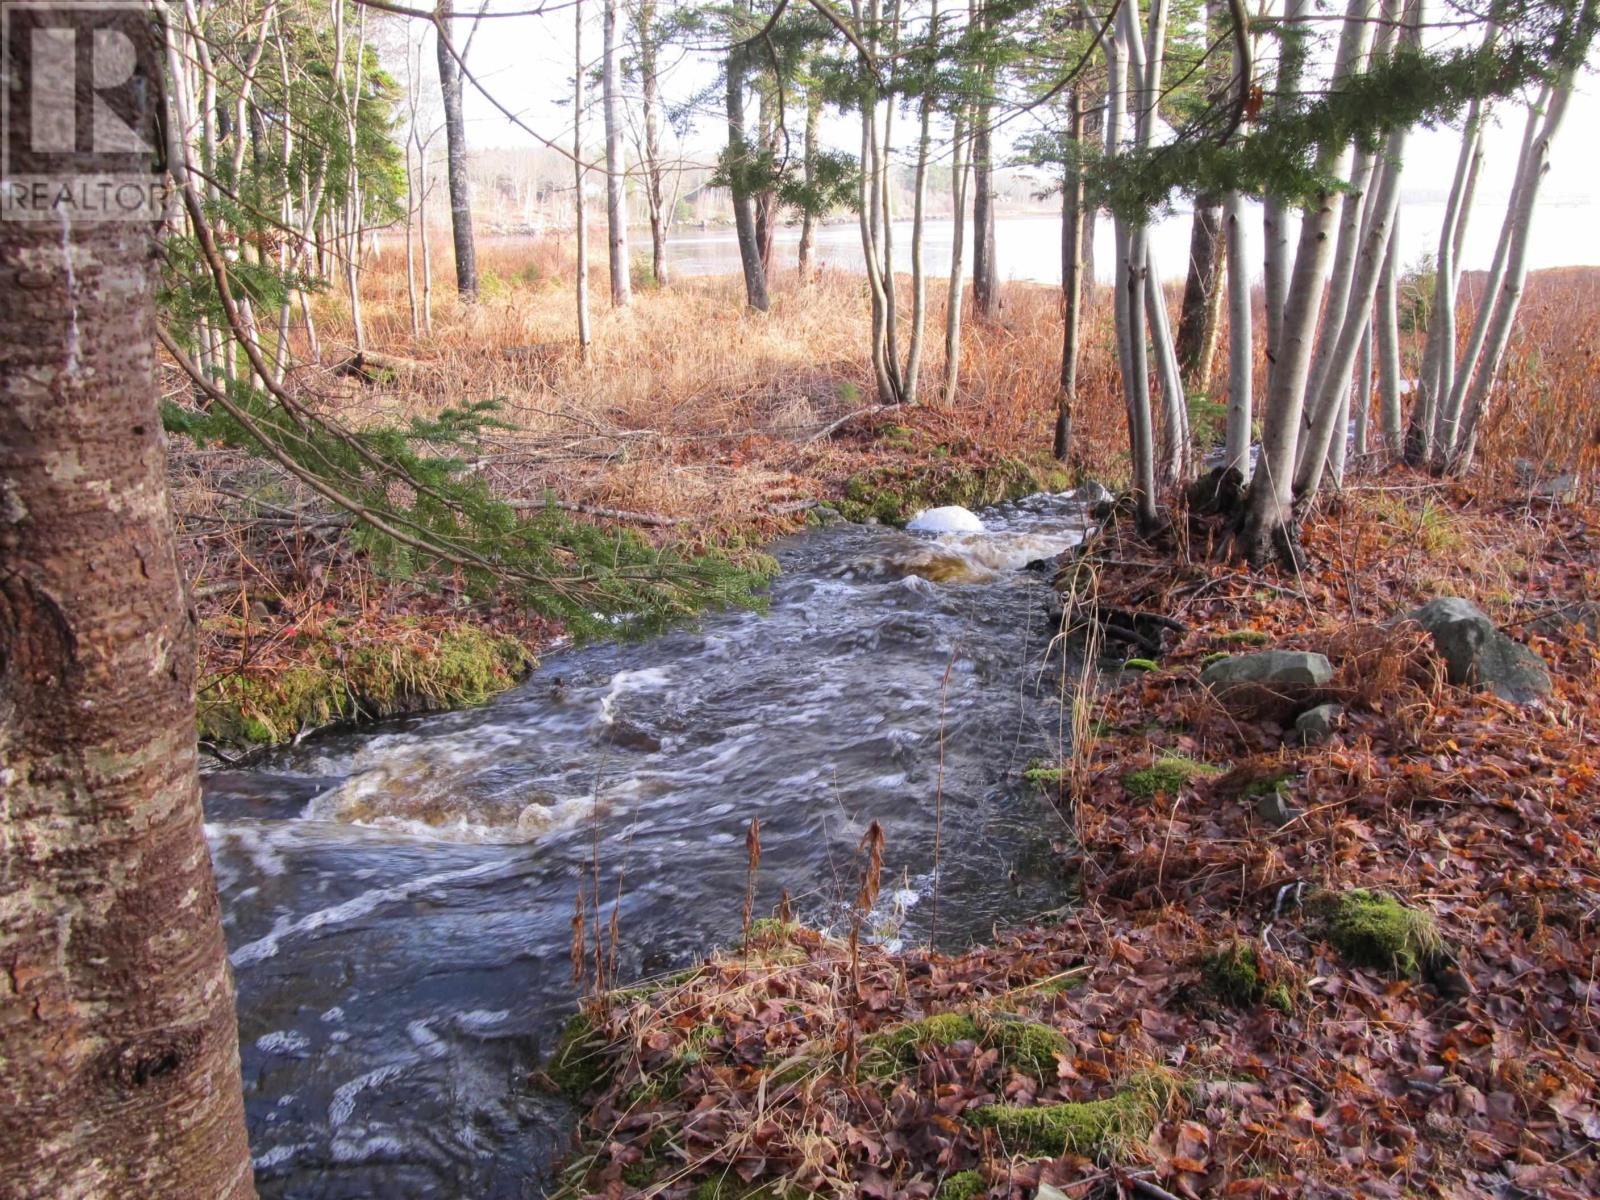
1409;597;1552;703
1201;650;1334;691
1533;474;1579;504
1255;790;1302;827
1294;703;1344;746
1525;602;1600;642
1073;481;1114;506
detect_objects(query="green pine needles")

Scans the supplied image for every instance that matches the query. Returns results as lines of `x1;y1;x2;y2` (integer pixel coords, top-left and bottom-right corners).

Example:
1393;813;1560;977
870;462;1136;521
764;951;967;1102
163;389;774;639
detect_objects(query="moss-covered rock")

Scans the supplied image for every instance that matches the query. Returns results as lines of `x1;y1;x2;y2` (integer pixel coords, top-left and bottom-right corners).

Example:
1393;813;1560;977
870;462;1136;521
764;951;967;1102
836;458;1070;526
977;1013;1070;1081
966;1070;1178;1159
198;623;532;748
1314;888;1445;977
1123;756;1221;799
1199;940;1294;1011
865;1012;981;1064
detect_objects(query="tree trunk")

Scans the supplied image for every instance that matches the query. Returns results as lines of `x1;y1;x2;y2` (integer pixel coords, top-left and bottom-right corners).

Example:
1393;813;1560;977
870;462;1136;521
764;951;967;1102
904;56;935;405
725;33;770;312
0;17;254;1192
941;107;970;407
1351;320;1373;460
797;90;821;279
971;0;999;323
575;0;592;351
638;0;669;288
1260;0;1310;392
435;9;477;301
1447;81;1571;471
1222;191;1253;480
1234;0;1374;563
1056;91;1086;461
1174;198;1224;388
603;0;631;307
1376;232;1402;449
971;116;999;320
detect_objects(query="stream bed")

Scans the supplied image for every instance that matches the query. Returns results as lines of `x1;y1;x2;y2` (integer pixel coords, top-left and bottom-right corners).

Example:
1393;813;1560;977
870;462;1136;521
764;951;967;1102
203;492;1096;1198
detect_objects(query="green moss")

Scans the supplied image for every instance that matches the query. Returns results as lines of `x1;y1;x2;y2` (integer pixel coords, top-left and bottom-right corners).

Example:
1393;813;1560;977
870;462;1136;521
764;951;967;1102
979;1014;1070;1081
1023;762;1067;791
691;1177;792;1200
865;1012;1069;1082
546;1011;610;1099
622;1160;658;1187
745;917;800;945
1122;658;1159;672
936;1170;987;1200
1315;888;1445;978
1219;629;1272;646
197;623;532;748
1241;773;1293;800
1265;983;1296;1013
605;964;703;1005
866;1012;981;1062
1200;651;1231;667
1123;756;1221;799
836;458;1059;526
1200;941;1277;1008
966;1070;1178;1159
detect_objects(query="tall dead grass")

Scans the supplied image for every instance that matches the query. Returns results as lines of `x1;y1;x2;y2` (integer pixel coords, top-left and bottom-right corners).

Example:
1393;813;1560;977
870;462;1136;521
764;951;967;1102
301;231;1597;528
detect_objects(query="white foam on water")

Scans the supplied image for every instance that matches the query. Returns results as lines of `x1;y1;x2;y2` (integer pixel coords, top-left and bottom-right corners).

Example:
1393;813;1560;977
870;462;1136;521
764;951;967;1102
252;1142;310;1170
328;1064;409;1128
330;1133;411;1164
255;1030;311;1056
230;859;508;967
454;1012;508;1033
906;505;985;533
407;1019;449;1059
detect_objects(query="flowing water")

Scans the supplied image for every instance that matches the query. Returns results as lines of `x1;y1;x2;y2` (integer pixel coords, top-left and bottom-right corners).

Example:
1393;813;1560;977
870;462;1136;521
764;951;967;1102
204;492;1097;1198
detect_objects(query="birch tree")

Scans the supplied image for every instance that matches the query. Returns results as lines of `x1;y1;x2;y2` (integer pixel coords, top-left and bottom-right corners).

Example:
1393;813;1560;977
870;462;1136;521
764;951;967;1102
1;11;255;1192
604;0;633;306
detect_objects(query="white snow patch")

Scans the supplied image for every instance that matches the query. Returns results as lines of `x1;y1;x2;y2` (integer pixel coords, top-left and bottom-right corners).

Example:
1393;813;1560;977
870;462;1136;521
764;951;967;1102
906;505;985;533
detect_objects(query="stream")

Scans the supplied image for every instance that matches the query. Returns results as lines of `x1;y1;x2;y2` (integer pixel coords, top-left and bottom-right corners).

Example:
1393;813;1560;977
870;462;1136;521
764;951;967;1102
203;492;1097;1198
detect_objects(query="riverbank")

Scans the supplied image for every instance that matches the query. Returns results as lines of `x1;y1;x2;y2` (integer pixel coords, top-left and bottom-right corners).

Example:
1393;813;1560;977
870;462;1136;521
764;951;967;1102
175;257;1112;754
548;475;1600;1198
172;250;1598;754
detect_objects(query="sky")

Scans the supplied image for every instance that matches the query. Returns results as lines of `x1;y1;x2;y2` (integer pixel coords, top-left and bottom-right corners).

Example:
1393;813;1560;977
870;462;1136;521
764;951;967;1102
406;5;1600;275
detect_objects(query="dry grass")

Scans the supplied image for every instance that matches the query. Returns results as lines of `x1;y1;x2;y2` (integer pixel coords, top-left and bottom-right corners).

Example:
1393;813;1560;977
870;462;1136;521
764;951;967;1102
300;234;1129;527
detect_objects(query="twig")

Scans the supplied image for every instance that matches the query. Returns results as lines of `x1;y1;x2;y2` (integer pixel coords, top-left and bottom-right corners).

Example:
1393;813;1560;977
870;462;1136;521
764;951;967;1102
507;498;689;526
803;405;891;445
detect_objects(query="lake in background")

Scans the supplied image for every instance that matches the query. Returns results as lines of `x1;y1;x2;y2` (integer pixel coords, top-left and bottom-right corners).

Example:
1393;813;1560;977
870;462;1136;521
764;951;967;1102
664;195;1600;286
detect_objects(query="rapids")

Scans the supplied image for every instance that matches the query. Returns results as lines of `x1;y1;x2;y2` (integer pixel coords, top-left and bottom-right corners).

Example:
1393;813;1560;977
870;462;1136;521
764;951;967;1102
203;489;1096;1197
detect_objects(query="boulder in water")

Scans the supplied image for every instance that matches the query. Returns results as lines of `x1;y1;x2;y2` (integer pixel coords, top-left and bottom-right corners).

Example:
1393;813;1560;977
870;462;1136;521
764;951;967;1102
906;505;985;534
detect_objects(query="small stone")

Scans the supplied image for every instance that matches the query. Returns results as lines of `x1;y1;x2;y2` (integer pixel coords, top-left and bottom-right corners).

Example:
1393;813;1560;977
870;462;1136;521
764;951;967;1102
1526;602;1600;642
1201;650;1334;690
1294;703;1344;746
1255;790;1301;827
1409;597;1552;704
1201;650;1335;721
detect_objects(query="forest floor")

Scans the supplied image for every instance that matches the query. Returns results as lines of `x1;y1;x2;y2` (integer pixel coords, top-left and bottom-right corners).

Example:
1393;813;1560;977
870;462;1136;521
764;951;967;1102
168;245;1599;760
548;477;1600;1199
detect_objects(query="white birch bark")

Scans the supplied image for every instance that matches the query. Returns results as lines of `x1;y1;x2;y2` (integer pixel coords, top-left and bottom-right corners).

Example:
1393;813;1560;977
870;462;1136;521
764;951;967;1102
1449;80;1573;469
603;0;631;307
1223;192;1253;480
